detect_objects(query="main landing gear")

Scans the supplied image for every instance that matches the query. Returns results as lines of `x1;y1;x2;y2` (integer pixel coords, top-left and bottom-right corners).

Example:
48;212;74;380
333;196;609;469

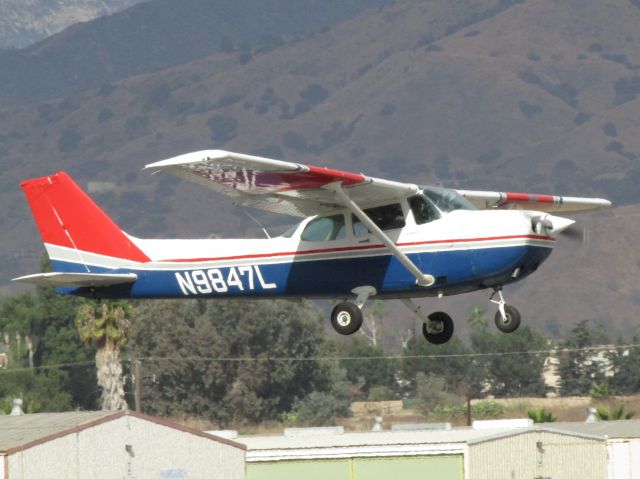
330;286;376;336
401;299;454;345
331;301;363;335
329;285;522;344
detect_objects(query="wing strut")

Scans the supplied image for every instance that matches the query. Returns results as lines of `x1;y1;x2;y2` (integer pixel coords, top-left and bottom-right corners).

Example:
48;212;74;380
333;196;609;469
327;183;435;287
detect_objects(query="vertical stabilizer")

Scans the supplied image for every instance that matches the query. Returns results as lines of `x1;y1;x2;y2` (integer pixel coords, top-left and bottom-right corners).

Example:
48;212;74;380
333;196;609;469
21;172;149;270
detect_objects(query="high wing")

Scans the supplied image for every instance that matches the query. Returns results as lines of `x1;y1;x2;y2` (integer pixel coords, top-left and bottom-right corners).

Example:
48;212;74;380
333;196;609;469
145;150;418;217
456;190;611;213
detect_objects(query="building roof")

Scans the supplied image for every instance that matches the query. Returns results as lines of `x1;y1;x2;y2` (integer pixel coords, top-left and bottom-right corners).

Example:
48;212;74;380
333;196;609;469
0;410;245;455
239;427;533;461
238;428;505;451
552;420;640;439
238;422;611;461
0;410;118;453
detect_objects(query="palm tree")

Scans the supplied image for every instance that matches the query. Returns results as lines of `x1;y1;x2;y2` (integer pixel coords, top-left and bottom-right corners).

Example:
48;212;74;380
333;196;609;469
76;301;131;410
596;404;635;421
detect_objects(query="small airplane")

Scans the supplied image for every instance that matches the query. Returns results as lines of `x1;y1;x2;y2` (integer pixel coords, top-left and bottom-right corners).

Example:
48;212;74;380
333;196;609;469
14;150;611;344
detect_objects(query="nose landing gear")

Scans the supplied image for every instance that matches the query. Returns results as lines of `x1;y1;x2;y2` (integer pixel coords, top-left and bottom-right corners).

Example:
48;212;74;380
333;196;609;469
490;287;521;333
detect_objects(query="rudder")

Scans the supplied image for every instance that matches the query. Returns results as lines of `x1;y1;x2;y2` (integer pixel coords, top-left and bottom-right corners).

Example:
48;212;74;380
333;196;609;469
21;172;149;270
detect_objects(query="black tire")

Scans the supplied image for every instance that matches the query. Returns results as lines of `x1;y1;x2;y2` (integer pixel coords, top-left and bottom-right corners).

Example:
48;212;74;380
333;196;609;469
331;301;364;335
494;305;521;333
422;311;454;345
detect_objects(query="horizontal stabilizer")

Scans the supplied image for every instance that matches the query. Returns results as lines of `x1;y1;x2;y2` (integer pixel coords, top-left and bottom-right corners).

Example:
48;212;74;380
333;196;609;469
12;272;138;288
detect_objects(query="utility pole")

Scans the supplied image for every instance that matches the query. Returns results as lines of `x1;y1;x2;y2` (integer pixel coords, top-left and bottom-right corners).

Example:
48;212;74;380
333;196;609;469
134;359;142;413
466;387;472;426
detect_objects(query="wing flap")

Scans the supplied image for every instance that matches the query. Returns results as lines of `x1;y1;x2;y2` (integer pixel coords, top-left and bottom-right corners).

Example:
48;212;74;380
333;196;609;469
457;190;611;213
12;272;138;288
146;150;418;216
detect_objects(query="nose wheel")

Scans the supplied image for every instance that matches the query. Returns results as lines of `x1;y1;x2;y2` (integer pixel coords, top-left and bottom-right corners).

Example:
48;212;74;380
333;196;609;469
490;287;521;333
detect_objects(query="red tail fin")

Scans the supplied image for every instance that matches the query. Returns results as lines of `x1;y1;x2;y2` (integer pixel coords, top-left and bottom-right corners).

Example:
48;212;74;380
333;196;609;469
21;172;149;263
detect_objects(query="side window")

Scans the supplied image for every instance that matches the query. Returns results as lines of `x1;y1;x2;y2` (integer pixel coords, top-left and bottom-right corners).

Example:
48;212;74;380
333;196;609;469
409;195;439;225
352;203;405;236
301;214;346;241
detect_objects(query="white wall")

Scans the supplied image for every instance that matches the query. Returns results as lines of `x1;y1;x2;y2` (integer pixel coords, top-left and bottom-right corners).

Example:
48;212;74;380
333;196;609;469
609;440;640;479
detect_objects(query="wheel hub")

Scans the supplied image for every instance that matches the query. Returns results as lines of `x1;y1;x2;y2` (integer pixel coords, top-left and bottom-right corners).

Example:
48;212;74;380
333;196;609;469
336;311;352;327
426;319;444;334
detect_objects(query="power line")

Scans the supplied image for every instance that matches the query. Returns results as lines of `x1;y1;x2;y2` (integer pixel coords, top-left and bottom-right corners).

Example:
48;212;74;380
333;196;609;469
1;343;637;374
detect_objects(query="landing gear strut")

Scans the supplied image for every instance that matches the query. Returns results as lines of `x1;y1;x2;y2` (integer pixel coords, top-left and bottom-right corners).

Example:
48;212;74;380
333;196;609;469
490;287;521;333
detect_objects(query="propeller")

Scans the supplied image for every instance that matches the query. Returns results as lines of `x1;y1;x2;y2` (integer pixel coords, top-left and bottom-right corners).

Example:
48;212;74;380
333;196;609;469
532;214;587;245
559;223;588;244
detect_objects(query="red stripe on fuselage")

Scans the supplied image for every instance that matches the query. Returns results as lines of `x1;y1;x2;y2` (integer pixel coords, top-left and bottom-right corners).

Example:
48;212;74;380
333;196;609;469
157;234;554;264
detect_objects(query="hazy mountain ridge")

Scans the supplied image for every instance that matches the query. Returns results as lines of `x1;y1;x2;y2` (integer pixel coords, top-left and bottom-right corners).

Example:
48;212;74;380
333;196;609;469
1;0;640;338
0;0;146;49
0;0;392;101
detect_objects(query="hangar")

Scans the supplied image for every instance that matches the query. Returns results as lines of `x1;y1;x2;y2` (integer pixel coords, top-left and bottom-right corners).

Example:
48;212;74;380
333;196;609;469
0;410;246;479
553;420;640;479
237;421;608;479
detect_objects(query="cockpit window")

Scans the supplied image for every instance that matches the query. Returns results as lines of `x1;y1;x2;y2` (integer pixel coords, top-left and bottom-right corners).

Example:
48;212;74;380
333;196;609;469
301;214;346;241
353;203;405;236
422;186;476;213
409;195;440;224
280;222;300;238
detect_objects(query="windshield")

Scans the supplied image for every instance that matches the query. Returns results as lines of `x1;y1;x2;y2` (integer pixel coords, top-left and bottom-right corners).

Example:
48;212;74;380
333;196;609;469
422;186;476;213
280;221;302;238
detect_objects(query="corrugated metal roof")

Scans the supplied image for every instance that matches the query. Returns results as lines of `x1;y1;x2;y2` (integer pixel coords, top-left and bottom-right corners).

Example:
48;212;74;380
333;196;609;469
1;410;246;454
553;420;640;439
238;427;513;451
0;410;119;453
239;422;614;452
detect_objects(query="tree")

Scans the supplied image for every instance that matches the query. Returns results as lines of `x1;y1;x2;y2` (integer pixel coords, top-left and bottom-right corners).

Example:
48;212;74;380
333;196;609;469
401;333;473;395
130;299;335;426
0;281;97;411
414;372;462;416
76;301;131;410
471;325;549;397
357;301;386;347
590;382;612;400
610;335;640;394
338;337;396;397
557;320;607;396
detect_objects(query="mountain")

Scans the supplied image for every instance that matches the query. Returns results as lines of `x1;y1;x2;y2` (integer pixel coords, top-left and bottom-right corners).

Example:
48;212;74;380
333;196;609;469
0;0;392;101
0;0;146;49
1;0;640;339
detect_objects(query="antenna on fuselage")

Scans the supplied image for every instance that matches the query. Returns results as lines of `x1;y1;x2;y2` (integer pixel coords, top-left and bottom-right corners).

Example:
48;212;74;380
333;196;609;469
243;211;271;239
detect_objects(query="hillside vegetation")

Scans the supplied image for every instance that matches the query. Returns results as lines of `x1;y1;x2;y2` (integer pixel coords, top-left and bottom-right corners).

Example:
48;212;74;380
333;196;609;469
1;0;640;337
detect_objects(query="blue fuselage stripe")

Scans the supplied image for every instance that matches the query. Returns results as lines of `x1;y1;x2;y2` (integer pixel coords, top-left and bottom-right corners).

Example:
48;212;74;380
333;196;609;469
52;244;552;300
